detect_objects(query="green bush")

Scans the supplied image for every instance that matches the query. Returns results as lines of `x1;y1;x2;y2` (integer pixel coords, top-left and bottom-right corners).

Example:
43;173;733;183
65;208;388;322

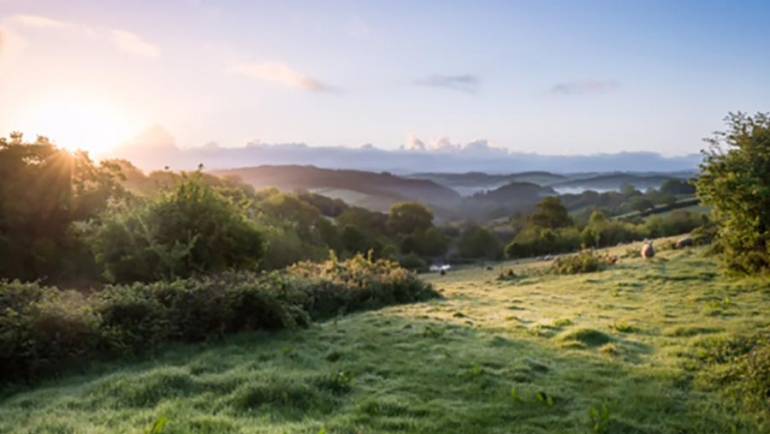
458;225;502;260
550;251;615;275
90;175;265;282
0;256;435;383
398;253;429;272
696;112;770;274
505;227;581;259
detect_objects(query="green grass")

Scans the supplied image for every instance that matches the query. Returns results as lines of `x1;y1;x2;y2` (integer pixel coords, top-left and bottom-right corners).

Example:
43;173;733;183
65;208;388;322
2;245;770;433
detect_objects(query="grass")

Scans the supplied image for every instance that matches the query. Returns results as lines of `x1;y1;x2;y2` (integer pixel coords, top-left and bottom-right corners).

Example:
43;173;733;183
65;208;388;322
2;243;770;433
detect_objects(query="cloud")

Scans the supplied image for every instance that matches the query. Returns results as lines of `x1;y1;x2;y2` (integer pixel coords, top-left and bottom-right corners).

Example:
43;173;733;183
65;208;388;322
111;30;160;57
549;80;619;95
2;14;160;59
229;62;334;92
9;14;73;30
414;74;479;93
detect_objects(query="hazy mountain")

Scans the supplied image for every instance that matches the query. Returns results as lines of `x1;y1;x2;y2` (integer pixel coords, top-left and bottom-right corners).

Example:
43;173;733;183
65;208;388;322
111;130;702;174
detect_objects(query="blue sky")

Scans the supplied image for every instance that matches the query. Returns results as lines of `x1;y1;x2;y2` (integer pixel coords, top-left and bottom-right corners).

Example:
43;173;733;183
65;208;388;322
0;0;768;157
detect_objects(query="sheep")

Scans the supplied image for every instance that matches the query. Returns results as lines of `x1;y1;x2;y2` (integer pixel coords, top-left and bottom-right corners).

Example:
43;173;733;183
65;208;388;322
641;240;655;259
676;237;694;249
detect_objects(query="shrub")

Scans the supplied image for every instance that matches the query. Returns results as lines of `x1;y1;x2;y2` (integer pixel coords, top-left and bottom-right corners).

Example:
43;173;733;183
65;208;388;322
550;251;615;275
458;225;502;260
0;256;435;383
398;253;428;272
0;282;100;381
505;226;581;259
696;112;770;274
90;175;265;282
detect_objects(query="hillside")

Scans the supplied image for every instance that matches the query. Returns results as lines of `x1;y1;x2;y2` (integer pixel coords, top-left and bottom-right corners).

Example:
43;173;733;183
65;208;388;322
214;165;462;212
3;245;767;433
550;172;692;193
408;172;567;196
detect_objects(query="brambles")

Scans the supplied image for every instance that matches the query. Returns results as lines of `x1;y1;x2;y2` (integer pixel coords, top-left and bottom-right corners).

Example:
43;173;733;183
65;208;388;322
0;255;435;383
550;251;617;275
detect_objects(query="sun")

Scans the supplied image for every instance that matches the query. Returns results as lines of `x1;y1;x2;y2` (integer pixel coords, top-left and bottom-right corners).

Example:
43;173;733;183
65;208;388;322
18;99;142;157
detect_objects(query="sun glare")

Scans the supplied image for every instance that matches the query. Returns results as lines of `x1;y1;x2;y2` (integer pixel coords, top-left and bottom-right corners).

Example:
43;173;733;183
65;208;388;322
18;100;141;157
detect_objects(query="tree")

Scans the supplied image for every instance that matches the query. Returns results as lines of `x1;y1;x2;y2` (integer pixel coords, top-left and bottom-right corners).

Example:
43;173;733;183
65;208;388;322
0;133;123;282
660;179;696;196
387;202;434;235
529;197;572;229
696;112;770;273
400;227;449;258
629;196;655;213
91;175;264;282
458;225;501;259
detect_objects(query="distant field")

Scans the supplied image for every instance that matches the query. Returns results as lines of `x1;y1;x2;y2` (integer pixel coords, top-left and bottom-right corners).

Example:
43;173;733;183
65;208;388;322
2;244;769;433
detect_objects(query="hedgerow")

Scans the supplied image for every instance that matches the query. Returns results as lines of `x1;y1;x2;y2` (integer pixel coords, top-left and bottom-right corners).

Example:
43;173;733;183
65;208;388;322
0;255;436;383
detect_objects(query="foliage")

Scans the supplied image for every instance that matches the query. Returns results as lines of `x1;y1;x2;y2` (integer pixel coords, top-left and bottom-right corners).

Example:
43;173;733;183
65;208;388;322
643;210;705;238
90;175;265;282
529;197;572;229
581;210;642;248
505;226;582;259
0;133;123;283
660;179;696;196
696;112;770;274
387;202;434;235
397;252;428;272
550;250;616;275
400;227;449;258
458;225;502;259
0;256;435;383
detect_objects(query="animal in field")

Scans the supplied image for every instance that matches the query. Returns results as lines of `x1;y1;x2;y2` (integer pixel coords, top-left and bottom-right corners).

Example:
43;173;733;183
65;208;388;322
676;237;694;249
641;240;655;259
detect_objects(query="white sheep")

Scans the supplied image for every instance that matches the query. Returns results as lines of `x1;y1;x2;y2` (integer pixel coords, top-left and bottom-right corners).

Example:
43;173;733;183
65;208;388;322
641;240;655;259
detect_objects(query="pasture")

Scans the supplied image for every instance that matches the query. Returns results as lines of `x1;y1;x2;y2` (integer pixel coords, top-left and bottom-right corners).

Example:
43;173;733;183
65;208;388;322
1;244;768;433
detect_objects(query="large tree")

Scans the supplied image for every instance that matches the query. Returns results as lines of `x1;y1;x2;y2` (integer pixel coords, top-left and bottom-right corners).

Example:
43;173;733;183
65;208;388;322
0;133;123;282
529;197;572;229
696;112;770;273
387;202;434;235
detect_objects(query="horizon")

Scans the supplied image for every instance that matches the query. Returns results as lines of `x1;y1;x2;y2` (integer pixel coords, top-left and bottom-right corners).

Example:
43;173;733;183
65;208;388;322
1;0;769;164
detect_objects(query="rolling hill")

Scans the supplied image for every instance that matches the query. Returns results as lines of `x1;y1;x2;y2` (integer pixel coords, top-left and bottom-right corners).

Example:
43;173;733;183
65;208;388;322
213;165;462;213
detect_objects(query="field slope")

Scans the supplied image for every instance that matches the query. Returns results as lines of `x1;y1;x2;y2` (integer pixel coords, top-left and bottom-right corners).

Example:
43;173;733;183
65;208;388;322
2;246;769;433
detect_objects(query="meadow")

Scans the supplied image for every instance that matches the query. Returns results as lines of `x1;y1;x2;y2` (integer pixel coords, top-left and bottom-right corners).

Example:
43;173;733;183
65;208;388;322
1;242;768;434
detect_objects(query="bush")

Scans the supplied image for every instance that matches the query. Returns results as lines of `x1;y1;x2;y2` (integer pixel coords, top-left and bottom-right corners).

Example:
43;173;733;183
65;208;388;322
696;112;770;274
0;256;435;383
505;227;581;259
90;175;265;282
550;251;616;275
458;225;502;260
398;253;428;272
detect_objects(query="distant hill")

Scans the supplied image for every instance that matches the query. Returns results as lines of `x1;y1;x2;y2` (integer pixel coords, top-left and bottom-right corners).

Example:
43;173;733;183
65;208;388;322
409;171;566;196
457;181;556;220
550;172;693;193
213;165;461;213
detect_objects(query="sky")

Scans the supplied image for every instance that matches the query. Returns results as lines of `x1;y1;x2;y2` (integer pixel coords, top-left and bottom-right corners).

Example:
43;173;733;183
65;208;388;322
0;0;769;159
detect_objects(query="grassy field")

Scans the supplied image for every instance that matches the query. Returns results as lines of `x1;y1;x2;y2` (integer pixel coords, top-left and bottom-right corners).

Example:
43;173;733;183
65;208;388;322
1;243;769;433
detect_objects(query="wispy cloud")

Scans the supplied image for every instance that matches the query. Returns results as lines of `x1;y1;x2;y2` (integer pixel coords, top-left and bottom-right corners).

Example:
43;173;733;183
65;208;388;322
228;61;334;92
2;14;160;58
414;74;479;93
111;30;160;57
549;80;619;95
